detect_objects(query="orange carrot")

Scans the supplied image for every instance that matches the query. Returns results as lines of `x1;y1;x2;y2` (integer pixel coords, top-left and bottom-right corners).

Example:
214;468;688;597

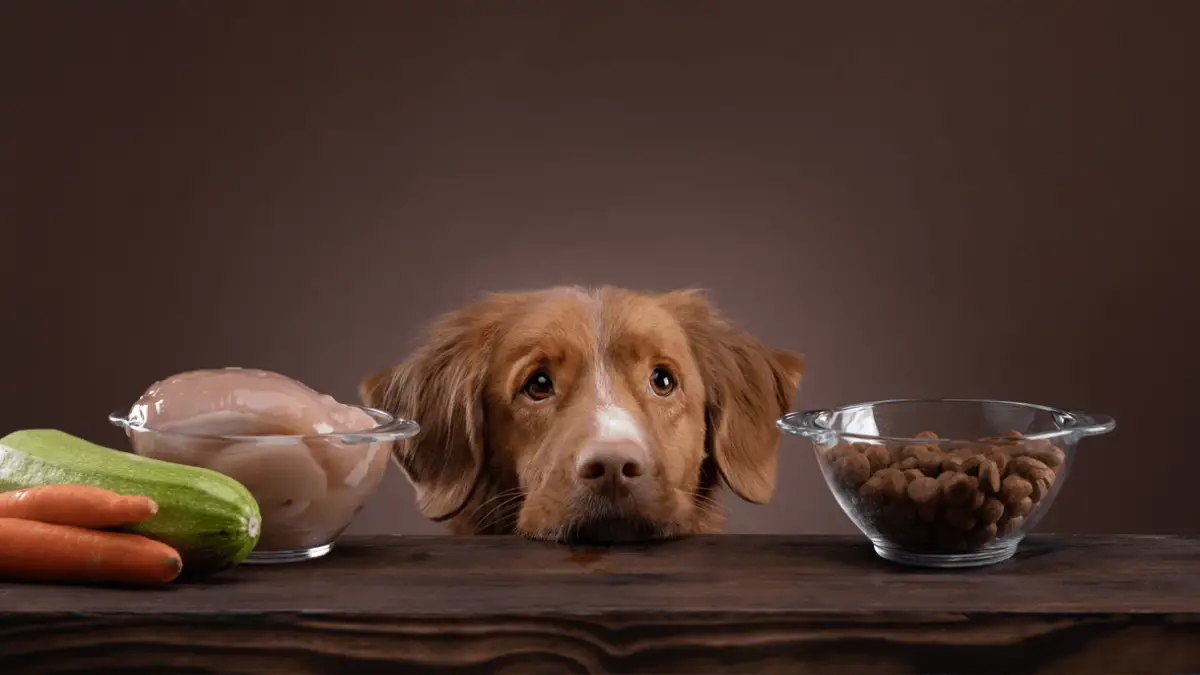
0;484;158;528
0;518;182;585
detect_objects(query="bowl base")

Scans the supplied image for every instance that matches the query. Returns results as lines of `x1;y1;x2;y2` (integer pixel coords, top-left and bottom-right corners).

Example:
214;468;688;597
872;539;1020;569
243;543;334;564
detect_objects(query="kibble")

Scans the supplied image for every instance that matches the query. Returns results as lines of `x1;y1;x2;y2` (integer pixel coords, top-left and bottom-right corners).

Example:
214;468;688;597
978;459;1002;494
998;515;1024;536
943;473;979;506
833;452;872;488
979;498;1005;524
941;456;965;473
821;430;1066;554
863;444;892;473
907;476;940;505
1000;474;1033;503
1011;497;1034;518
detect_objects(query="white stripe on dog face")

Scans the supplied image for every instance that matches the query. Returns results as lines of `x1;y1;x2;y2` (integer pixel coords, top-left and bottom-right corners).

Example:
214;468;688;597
590;290;645;444
595;401;644;442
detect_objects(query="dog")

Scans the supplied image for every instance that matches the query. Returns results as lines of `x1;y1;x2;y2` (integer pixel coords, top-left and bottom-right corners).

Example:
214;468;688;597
360;286;804;544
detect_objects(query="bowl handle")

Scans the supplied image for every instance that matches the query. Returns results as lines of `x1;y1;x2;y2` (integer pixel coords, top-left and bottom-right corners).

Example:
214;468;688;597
340;409;421;445
777;410;839;445
1068;411;1116;438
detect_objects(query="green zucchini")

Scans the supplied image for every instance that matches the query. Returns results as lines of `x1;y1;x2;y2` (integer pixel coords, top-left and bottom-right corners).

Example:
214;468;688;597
0;429;261;577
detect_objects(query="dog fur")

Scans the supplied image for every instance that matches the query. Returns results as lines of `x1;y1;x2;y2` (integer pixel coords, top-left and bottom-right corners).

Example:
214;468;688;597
361;286;804;544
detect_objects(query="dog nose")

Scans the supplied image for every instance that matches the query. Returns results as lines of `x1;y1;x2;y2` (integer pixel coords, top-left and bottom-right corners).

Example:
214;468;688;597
576;443;646;495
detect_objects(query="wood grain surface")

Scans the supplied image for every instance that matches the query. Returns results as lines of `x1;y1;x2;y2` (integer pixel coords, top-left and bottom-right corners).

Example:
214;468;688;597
1;535;1198;674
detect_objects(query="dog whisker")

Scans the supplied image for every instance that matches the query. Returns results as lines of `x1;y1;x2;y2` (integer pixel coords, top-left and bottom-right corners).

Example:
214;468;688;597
469;487;521;518
469;487;526;533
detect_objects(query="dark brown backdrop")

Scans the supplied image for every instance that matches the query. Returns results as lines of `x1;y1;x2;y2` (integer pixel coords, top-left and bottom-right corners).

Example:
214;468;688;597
2;1;1196;536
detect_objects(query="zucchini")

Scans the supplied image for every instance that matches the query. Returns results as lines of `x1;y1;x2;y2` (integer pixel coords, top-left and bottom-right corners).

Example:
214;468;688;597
0;429;261;577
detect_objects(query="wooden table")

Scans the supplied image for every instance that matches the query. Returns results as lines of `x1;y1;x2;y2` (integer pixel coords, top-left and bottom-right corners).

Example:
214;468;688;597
2;534;1198;674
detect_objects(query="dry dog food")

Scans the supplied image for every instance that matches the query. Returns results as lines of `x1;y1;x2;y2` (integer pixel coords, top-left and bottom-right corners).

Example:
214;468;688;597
819;430;1065;553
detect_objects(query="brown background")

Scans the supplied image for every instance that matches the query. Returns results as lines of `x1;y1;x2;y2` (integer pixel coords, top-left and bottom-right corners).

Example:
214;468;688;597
2;1;1196;537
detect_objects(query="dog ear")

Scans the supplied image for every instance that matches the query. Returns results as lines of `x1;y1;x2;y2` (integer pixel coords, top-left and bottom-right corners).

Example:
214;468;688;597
360;305;496;522
660;290;805;504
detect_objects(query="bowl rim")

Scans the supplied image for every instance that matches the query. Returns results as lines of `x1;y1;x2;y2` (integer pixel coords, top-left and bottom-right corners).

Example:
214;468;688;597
108;404;420;445
777;397;1115;444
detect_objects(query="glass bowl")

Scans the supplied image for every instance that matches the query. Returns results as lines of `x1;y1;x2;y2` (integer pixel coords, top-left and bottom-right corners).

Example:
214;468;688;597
109;405;418;564
778;398;1115;568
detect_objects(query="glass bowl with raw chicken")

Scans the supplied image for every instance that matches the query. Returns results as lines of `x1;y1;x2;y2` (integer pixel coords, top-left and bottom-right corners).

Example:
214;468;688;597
108;368;419;563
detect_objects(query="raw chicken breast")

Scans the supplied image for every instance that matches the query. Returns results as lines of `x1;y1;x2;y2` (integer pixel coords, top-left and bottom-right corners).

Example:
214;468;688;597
122;367;388;552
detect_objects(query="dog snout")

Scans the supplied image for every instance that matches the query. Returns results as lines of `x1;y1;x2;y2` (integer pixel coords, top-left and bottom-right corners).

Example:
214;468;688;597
575;442;647;497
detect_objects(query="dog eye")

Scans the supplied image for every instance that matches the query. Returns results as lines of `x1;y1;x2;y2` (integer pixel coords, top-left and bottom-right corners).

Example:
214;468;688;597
649;367;676;396
521;370;555;401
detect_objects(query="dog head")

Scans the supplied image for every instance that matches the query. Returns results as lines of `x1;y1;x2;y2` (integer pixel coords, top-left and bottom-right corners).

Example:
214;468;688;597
361;286;804;543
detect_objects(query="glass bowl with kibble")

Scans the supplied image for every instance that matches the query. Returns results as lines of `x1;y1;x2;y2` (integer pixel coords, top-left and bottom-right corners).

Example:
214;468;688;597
778;398;1115;568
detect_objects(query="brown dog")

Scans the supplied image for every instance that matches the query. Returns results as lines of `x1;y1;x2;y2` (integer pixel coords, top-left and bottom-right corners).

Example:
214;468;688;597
361;286;804;544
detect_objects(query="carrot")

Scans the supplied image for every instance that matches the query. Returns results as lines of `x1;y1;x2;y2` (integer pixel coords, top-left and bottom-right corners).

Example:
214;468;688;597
0;484;158;528
0;518;182;585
